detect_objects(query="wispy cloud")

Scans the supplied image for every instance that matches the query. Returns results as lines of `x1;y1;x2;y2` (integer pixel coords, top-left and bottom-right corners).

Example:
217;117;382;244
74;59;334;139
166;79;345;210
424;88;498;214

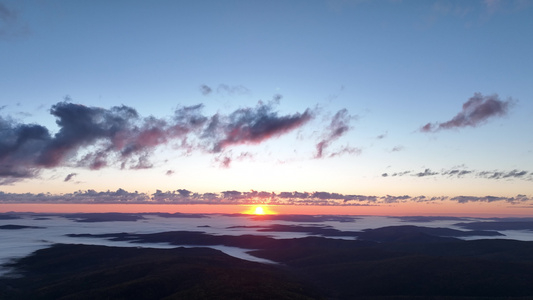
376;132;387;139
384;167;532;181
421;93;514;132
64;173;77;182
391;145;404;152
199;85;212;96
315;109;357;158
0;2;29;39
199;84;250;96
477;169;529;180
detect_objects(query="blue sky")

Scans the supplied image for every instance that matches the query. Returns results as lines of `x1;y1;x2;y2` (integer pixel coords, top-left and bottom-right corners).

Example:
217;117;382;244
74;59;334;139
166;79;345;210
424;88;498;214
1;0;532;211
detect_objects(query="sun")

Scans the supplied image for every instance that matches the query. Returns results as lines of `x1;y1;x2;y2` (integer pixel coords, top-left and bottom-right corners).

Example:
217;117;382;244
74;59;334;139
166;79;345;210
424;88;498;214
242;205;276;215
254;206;265;215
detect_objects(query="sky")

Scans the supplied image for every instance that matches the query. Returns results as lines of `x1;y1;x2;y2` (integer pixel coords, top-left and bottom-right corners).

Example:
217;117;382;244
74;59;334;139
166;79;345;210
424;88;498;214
1;0;533;216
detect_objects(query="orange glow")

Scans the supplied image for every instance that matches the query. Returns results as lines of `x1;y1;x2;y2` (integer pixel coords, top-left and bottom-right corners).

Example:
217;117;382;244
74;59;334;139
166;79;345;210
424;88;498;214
241;205;277;215
0;202;532;217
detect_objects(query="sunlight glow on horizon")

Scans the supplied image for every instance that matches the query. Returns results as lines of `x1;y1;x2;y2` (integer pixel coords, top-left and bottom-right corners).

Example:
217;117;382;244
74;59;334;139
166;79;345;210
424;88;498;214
241;205;277;215
1;203;532;218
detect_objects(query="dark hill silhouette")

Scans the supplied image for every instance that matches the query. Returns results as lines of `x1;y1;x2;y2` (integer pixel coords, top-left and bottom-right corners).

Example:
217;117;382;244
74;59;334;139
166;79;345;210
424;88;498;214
0;244;321;300
2;225;533;299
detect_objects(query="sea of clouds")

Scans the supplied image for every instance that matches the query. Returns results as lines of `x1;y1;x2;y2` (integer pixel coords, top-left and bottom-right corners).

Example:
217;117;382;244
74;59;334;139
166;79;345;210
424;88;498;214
1;213;533;276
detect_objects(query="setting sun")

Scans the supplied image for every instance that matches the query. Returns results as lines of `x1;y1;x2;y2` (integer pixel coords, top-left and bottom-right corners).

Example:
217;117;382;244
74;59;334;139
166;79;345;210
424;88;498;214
242;205;276;215
254;206;265;215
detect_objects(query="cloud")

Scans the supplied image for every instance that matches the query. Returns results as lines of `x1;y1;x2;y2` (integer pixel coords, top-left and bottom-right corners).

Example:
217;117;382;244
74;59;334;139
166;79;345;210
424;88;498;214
199;85;212;96
384;167;532;181
315;109;356;158
35;102;198;171
215;155;232;168
385;170;411;177
421;93;513;132
477;169;530;179
449;195;529;204
210;101;313;152
0;2;29;39
0;115;51;182
213;151;253;168
327;145;361;158
0;188;531;206
391;145;404;152
415;169;439;177
64;173;77;182
199;84;250;96
1;100;318;183
442;169;473;177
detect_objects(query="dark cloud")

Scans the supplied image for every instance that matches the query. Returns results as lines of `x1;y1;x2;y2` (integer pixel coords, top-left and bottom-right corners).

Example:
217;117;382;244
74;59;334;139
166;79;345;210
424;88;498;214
421;93;513;132
315;109;355;158
442;169;473;177
211;102;313;152
381;195;411;203
449;195;527;204
221;190;244;201
36;102;183;170
477;169;530;180
64;173;77;182
1;100;317;183
384;167;532;181
387;171;411;177
0;115;52;182
415;169;439;177
312;191;346;200
165;170;174;176
199;85;212;96
305;192;379;204
278;191;310;199
0;188;150;204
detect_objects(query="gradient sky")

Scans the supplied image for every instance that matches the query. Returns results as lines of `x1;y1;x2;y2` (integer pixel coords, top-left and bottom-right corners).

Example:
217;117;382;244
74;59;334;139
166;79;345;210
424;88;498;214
1;0;533;215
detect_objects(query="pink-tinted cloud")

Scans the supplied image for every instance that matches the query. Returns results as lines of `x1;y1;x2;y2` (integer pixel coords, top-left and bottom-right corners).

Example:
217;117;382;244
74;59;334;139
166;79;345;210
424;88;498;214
0;100;319;184
421;93;513;132
212;102;313;152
